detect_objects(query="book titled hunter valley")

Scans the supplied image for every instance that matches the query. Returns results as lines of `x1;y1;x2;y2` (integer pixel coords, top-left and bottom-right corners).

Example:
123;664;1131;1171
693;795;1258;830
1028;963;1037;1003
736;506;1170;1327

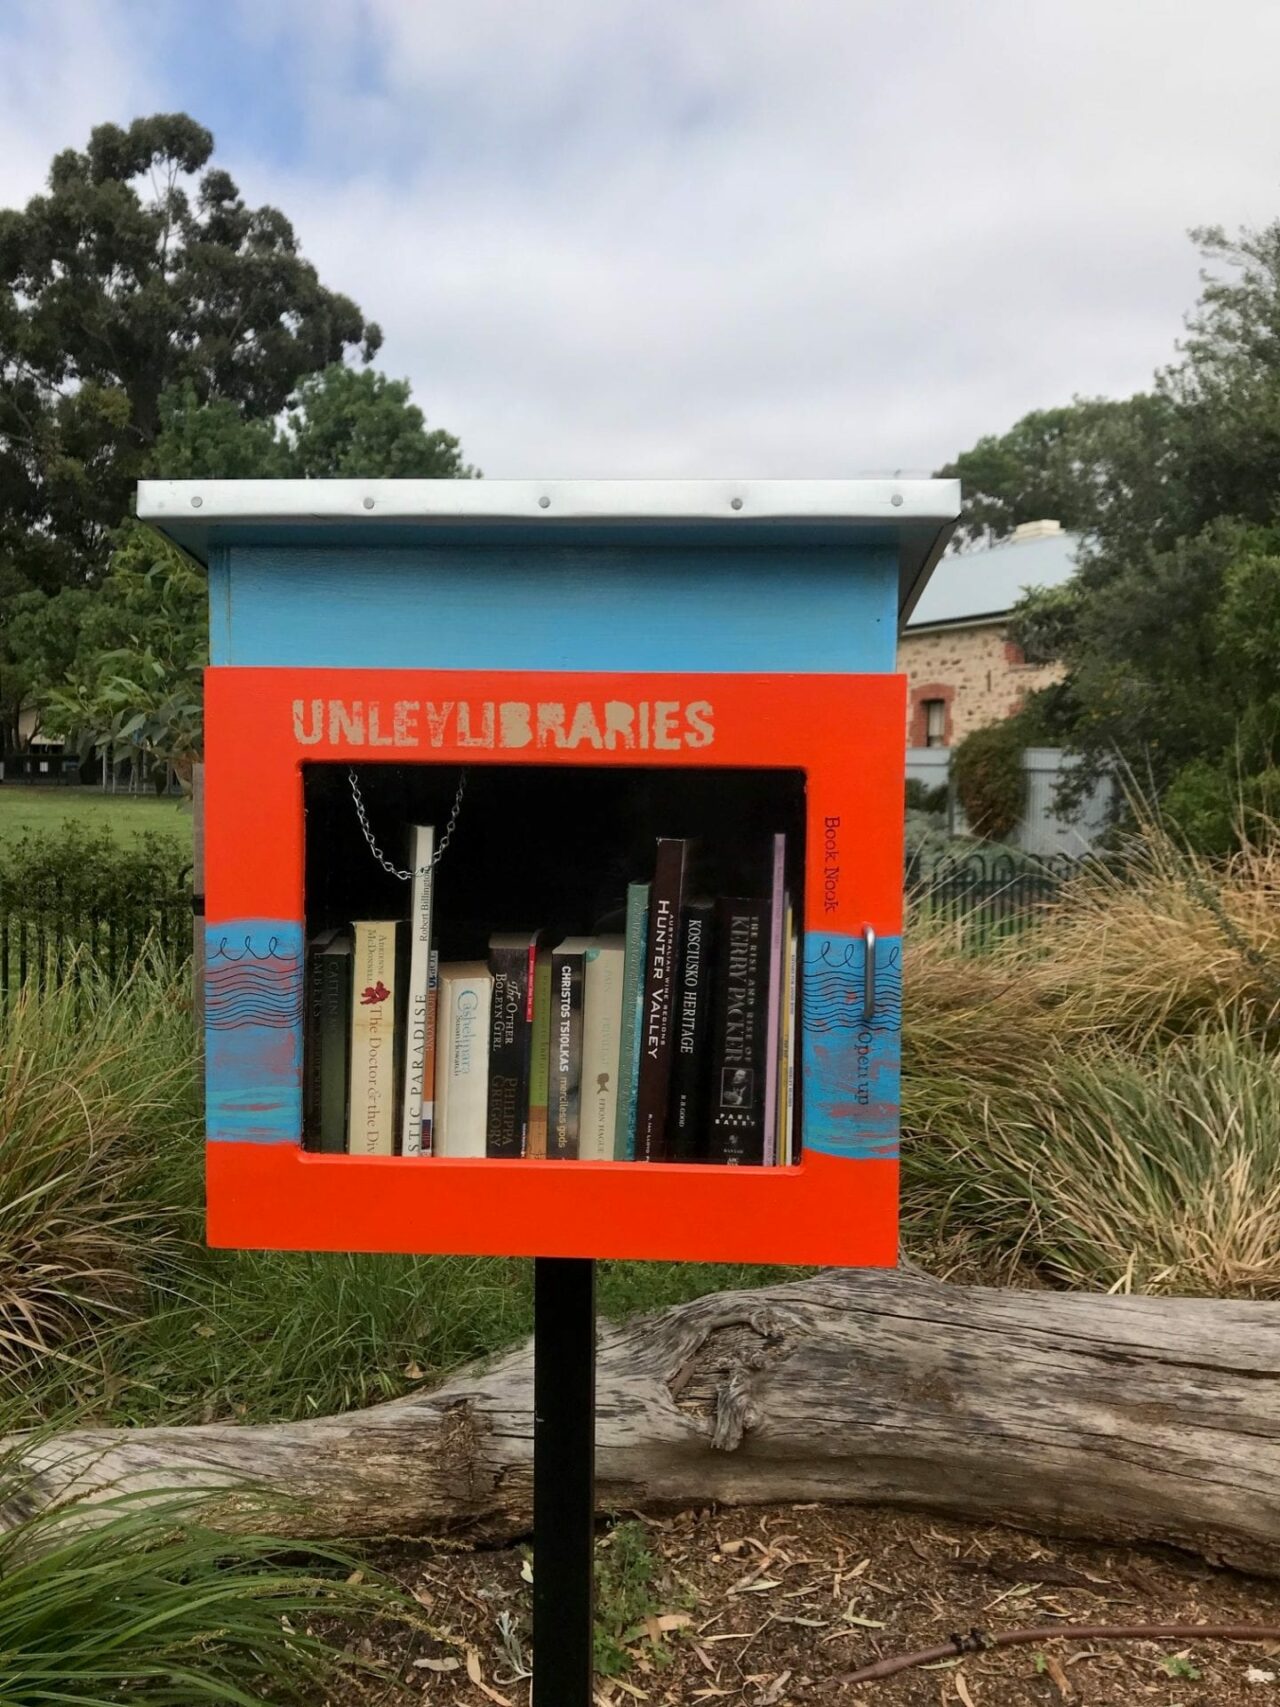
634;839;688;1161
708;897;770;1165
486;931;540;1156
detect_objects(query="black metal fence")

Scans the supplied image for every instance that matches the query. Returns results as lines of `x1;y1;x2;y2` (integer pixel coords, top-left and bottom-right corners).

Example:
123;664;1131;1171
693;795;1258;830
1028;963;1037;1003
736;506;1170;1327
905;848;1081;937
0;882;192;1004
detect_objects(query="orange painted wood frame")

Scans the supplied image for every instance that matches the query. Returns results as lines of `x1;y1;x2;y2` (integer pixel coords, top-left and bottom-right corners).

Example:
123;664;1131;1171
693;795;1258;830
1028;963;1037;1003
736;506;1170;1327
204;667;905;1265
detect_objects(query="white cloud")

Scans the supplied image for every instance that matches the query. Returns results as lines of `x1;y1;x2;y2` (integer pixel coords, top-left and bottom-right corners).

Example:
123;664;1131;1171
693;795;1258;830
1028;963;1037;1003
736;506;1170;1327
8;0;1280;479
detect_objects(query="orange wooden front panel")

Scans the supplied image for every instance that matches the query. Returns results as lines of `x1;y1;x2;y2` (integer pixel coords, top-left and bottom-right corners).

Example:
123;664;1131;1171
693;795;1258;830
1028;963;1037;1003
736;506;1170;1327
204;667;904;1265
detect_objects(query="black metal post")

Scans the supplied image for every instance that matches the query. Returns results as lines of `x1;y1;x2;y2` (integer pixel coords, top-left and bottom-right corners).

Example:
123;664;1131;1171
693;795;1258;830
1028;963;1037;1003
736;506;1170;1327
533;1256;596;1706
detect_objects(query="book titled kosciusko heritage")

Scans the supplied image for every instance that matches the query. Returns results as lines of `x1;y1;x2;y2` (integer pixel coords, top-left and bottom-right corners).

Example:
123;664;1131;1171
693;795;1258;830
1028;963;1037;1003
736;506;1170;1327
348;920;399;1156
670;898;715;1159
634;839;688;1161
486;930;540;1157
708;897;769;1165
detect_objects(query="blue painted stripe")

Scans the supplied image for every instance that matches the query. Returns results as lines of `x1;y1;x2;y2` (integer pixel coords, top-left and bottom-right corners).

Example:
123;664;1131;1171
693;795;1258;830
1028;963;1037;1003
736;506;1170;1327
213;543;898;674
206;920;303;1144
802;931;901;1160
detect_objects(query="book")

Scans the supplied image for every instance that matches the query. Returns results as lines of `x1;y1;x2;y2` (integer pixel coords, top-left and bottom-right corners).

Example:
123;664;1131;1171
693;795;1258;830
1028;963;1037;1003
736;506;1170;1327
781;910;799;1166
486;930;541;1157
579;936;626;1161
399;825;436;1156
612;882;649;1160
304;931;351;1154
348;920;399;1156
549;937;590;1159
527;950;553;1158
434;961;493;1157
670;898;715;1159
634;839;688;1161
421;951;439;1155
762;834;787;1166
707;897;770;1165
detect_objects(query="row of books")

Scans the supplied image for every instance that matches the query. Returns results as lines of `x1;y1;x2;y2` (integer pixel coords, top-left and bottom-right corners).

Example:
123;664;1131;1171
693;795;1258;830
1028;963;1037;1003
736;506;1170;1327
303;832;798;1165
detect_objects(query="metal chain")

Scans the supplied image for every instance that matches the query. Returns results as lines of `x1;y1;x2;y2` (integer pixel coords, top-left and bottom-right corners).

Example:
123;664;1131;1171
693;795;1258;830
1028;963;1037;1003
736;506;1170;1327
347;768;467;879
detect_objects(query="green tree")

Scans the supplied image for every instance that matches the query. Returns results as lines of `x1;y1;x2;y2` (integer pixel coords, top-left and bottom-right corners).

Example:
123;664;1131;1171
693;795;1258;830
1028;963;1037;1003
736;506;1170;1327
40;525;206;784
0;113;381;600
944;221;1280;835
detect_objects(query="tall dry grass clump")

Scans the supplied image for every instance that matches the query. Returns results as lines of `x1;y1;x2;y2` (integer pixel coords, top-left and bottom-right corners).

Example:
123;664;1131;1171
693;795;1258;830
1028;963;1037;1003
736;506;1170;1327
902;819;1280;1295
0;951;198;1374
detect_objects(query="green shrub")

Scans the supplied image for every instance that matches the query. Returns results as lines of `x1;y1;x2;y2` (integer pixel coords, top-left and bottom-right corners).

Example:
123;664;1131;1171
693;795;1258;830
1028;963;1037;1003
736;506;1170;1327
905;778;950;815
951;719;1026;840
0;822;189;918
1162;757;1280;855
0;953;198;1387
905;1026;1280;1296
0;1471;407;1704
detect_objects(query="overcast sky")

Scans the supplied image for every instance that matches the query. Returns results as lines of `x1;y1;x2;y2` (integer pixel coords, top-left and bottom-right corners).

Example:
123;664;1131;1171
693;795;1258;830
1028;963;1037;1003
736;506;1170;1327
3;0;1280;479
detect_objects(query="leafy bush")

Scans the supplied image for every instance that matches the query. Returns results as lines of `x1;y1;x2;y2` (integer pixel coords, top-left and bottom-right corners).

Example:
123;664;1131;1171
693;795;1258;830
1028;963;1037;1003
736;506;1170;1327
1162;756;1280;855
0;822;189;918
951;719;1026;840
905;778;950;815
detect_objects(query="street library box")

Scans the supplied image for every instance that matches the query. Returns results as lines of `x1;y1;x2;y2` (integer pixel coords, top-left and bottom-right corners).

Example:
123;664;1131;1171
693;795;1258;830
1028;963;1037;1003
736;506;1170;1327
139;479;959;1266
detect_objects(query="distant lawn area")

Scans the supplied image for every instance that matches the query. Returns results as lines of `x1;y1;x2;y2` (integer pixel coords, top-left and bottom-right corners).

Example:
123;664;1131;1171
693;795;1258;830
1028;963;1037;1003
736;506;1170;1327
0;785;193;851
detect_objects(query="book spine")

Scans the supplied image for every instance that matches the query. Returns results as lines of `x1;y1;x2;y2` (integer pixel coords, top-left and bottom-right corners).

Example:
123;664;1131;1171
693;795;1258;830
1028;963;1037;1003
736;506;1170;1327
580;942;625;1162
399;827;436;1156
317;944;351;1154
708;898;769;1165
527;951;553;1158
782;917;798;1165
486;942;535;1157
421;952;438;1156
761;834;786;1167
613;883;649;1160
435;972;492;1157
549;948;585;1159
670;899;715;1159
348;922;398;1156
634;840;687;1161
303;943;324;1148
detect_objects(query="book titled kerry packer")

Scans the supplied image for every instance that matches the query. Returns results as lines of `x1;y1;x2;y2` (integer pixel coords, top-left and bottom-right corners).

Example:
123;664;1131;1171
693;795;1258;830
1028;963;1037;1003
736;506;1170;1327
634;838;688;1161
485;930;541;1156
708;897;770;1165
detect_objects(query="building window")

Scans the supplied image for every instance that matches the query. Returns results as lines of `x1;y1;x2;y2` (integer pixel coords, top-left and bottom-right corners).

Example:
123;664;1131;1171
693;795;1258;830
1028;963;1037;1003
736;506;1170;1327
923;698;947;748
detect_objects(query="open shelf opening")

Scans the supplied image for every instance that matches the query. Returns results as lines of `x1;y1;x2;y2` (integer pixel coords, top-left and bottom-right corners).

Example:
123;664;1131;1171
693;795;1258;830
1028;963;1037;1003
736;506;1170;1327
301;761;805;1166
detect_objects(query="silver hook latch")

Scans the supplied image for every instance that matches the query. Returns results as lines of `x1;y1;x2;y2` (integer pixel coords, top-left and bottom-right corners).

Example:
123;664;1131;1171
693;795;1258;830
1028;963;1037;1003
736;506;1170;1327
862;925;876;1022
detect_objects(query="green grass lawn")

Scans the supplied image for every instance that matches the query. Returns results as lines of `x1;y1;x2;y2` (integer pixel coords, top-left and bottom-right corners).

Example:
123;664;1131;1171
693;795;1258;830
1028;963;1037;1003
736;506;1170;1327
0;785;193;851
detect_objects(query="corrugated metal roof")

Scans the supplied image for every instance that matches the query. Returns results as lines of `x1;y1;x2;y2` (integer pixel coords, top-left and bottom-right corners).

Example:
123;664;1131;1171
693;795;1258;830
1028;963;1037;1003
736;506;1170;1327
905;529;1079;628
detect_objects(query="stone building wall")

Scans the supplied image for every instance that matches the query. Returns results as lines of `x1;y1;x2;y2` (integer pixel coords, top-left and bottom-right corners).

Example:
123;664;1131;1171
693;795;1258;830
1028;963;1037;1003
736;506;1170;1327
896;620;1065;747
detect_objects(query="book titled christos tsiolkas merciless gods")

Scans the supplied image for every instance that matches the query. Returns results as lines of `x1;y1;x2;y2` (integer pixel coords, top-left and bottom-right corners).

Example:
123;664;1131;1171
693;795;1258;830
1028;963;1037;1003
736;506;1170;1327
299;758;805;1168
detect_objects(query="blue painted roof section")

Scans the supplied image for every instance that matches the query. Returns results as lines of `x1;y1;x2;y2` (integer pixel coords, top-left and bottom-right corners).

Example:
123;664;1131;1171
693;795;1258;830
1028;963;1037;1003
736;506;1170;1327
906;531;1079;628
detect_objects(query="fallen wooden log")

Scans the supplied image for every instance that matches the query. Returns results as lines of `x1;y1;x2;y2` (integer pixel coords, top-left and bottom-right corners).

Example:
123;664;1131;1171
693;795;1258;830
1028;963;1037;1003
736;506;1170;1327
8;1267;1280;1572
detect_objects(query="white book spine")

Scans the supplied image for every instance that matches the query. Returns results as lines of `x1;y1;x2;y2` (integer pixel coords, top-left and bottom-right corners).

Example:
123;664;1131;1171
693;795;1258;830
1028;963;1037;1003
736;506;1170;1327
435;968;493;1158
783;926;799;1166
580;939;625;1162
399;826;436;1156
348;921;398;1156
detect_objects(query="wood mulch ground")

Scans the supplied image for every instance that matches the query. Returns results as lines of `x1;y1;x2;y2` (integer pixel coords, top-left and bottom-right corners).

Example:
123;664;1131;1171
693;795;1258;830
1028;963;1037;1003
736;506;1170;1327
330;1505;1280;1706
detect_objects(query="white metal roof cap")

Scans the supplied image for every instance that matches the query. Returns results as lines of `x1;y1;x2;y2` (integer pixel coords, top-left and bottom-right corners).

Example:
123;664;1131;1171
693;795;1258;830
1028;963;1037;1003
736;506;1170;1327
137;476;959;527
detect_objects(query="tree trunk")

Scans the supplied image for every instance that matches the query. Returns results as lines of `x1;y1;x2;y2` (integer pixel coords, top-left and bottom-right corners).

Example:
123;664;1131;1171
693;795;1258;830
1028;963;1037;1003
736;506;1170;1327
8;1268;1280;1572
